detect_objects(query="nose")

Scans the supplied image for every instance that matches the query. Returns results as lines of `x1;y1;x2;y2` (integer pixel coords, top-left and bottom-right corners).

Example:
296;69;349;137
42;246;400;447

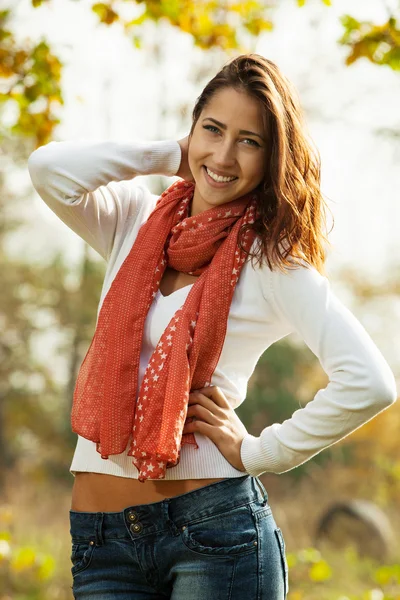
213;139;237;168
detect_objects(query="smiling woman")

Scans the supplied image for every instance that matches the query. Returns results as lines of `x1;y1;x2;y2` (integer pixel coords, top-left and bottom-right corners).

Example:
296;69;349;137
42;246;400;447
187;87;267;217
27;53;396;599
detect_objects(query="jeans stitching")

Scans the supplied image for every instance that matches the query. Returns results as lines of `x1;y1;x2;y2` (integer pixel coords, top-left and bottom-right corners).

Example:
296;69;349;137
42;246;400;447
274;528;289;597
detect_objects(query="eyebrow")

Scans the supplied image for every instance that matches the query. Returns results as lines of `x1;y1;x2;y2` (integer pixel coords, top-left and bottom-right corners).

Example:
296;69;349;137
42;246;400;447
202;117;265;141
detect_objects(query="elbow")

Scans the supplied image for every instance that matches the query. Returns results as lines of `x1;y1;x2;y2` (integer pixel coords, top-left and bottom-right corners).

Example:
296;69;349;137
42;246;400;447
28;143;50;169
370;371;398;409
28;142;55;186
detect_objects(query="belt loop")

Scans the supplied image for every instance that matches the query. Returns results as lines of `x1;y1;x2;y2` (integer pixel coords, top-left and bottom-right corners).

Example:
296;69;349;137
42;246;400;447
162;498;171;522
94;512;104;546
254;476;268;505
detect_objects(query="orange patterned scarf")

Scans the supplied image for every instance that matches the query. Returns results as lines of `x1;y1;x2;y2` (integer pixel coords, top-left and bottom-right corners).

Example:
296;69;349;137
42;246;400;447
71;179;258;481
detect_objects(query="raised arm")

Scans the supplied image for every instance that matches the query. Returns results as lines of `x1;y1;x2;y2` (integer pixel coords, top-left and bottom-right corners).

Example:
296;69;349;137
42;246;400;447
241;261;397;476
28;139;181;260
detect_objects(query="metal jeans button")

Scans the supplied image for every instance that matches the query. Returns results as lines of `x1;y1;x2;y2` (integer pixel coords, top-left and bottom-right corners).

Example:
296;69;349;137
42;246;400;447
130;522;143;534
127;511;138;522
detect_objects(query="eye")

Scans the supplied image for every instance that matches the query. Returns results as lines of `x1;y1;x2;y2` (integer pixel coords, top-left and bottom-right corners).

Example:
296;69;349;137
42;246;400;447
243;138;260;147
203;125;220;134
202;125;261;147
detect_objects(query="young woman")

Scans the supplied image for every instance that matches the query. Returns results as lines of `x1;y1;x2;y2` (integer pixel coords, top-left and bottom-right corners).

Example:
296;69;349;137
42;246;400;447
28;54;397;599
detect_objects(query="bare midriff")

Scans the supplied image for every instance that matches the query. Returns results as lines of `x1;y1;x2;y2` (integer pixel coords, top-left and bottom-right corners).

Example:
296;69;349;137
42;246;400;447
70;473;226;511
70;268;226;512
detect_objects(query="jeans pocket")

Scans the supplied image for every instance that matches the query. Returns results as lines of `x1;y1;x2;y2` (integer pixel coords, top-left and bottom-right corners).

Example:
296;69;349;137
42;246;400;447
180;503;258;557
70;539;96;576
274;528;289;597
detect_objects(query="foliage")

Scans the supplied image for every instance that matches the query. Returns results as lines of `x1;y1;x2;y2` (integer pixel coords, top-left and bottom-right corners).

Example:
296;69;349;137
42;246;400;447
297;0;331;6
330;266;400;505
298;0;400;71
0;504;69;599
0;145;105;489
0;9;63;146
286;544;400;599
0;0;277;145
93;0;275;49
243;339;327;427
340;14;400;71
1;2;399;592
1;0;398;146
4;0;391;146
2;495;400;599
0;245;105;486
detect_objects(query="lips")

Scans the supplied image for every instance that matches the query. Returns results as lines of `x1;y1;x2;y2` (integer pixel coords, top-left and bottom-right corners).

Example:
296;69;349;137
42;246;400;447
205;166;237;180
203;166;238;185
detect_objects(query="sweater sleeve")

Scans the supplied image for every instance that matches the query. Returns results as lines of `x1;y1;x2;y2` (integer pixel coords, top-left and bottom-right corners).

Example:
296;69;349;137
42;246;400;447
27;139;182;261
240;260;397;476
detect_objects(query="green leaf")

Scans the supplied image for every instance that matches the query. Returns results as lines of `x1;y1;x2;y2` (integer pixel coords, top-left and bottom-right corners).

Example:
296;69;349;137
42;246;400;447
125;13;147;27
0;29;11;41
385;47;400;71
131;35;142;49
340;14;361;33
0;9;11;21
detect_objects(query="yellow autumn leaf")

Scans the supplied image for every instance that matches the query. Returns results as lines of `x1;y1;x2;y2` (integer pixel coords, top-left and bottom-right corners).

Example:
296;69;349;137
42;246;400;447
286;552;297;568
309;559;333;582
36;554;56;581
10;546;37;571
374;565;392;585
197;13;213;36
178;13;192;33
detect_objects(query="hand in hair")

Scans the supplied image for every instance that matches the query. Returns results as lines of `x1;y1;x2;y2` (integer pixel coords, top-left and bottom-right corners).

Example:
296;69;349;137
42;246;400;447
183;386;248;473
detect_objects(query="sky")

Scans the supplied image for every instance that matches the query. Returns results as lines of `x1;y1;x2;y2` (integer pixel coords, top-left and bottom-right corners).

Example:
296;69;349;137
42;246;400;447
7;0;400;374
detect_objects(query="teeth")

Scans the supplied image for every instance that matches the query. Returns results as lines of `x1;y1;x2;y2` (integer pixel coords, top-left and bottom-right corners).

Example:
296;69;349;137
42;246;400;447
206;167;237;183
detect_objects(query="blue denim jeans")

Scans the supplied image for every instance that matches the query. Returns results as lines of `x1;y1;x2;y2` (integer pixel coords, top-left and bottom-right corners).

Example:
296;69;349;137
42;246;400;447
69;474;289;599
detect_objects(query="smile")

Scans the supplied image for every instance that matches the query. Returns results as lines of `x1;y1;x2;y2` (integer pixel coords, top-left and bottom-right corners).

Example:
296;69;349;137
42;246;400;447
203;166;238;186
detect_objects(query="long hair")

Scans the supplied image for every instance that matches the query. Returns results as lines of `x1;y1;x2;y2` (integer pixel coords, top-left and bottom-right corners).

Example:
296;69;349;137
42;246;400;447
189;54;334;276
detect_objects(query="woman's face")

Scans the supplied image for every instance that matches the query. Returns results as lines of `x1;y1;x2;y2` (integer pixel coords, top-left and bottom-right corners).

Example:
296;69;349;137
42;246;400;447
188;86;267;217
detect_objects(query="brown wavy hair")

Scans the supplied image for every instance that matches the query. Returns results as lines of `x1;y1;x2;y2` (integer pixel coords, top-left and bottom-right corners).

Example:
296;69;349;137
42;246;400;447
189;53;334;276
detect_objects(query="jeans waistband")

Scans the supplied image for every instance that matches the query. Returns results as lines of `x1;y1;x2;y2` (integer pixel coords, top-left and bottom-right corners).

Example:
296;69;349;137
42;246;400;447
69;475;269;544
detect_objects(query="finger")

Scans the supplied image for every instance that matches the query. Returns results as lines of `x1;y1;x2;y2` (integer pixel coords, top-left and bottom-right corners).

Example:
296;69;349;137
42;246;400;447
188;392;225;418
193;386;227;408
183;419;214;439
186;403;220;425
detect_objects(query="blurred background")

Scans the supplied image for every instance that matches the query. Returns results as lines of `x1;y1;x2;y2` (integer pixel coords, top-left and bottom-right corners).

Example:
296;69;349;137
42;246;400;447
1;0;400;598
